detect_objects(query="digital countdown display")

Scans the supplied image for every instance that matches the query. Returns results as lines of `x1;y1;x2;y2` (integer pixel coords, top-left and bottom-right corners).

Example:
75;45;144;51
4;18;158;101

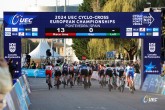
3;12;161;81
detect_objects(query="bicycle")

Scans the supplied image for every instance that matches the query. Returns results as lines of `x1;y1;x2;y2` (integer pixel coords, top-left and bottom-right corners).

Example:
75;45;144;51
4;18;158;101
46;75;52;90
118;76;125;92
67;74;74;88
112;76;117;90
100;75;107;88
129;79;135;94
62;75;67;88
83;76;88;89
108;76;113;92
55;76;61;89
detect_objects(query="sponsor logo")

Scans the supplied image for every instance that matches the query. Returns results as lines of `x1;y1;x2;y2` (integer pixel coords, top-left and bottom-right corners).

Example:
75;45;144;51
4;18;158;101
5;28;11;32
139;32;145;36
25;28;31;31
143;95;158;103
5;32;11;36
18;32;24;36
153;28;159;32
153;32;159;36
126;32;132;36
19;28;24;32
146;28;152;32
9;14;35;25
146;33;152;36
149;43;156;52
133;32;139;36
12;32;18;36
32;28;38;32
132;13;154;26
139;28;145;32
9;43;16;53
25;32;31;36
126;28;132;32
133;28;139;32
32;32;38;36
12;28;18;32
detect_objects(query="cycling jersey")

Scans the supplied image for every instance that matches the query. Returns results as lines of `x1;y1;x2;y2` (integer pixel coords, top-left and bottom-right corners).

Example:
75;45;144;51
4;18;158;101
79;65;89;76
118;66;125;78
54;66;61;77
62;64;69;75
127;67;134;78
104;67;113;77
45;65;53;77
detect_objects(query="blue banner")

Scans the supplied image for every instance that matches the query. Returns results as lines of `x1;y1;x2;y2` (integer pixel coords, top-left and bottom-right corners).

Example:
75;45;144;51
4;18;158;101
14;81;28;110
19;77;31;106
143;38;161;81
22;69;46;77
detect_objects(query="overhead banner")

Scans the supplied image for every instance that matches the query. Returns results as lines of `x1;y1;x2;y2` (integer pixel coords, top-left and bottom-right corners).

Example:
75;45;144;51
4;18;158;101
3;12;161;81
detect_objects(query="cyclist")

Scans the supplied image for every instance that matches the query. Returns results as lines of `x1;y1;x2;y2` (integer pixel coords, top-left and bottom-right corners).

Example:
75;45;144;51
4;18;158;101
62;62;69;85
73;63;79;85
111;64;118;88
68;64;74;86
79;63;89;84
118;65;125;87
104;64;113;86
87;63;93;86
54;64;62;86
126;63;135;91
99;64;106;85
45;63;53;88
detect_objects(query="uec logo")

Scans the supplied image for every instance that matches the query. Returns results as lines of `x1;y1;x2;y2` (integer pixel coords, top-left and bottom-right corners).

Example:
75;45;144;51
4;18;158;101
11;14;34;25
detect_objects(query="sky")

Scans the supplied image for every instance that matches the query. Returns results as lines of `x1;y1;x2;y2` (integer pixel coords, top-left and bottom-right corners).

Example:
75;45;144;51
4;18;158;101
0;0;83;18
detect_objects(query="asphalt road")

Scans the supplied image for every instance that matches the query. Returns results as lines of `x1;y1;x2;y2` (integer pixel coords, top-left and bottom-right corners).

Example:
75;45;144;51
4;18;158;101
29;78;165;110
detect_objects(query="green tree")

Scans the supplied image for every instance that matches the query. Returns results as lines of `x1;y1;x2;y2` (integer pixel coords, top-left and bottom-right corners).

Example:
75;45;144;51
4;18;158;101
22;39;39;54
72;38;90;60
79;0;93;12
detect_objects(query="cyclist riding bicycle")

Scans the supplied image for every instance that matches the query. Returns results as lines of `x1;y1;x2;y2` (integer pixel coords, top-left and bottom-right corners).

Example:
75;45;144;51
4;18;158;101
79;63;89;83
62;62;69;85
68;64;74;86
104;64;113;85
126;63;135;91
87;64;93;86
54;64;62;86
99;64;106;85
45;63;53;88
118;65;125;86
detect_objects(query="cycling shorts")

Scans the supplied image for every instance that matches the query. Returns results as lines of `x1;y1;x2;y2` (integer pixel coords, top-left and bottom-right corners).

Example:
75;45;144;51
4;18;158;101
62;70;68;75
81;69;89;77
46;70;52;77
119;71;124;78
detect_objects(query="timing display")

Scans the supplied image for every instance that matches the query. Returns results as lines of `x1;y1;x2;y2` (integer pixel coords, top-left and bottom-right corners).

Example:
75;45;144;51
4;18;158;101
45;28;120;38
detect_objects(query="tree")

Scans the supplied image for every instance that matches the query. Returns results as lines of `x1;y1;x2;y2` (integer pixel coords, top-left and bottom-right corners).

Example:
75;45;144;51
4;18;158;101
79;0;93;12
72;38;90;60
22;39;39;54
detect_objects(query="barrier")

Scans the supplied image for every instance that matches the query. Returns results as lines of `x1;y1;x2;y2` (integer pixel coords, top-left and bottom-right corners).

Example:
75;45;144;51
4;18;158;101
134;73;141;90
22;69;46;78
3;75;31;110
142;74;165;95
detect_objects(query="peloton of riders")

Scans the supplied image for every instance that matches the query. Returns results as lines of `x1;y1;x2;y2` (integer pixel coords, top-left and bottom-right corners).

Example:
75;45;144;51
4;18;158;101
45;61;137;91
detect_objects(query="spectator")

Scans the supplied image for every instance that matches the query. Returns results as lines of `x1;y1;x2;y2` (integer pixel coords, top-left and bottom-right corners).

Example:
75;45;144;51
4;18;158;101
25;53;31;68
31;61;36;69
0;58;12;109
134;60;140;74
8;58;18;79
